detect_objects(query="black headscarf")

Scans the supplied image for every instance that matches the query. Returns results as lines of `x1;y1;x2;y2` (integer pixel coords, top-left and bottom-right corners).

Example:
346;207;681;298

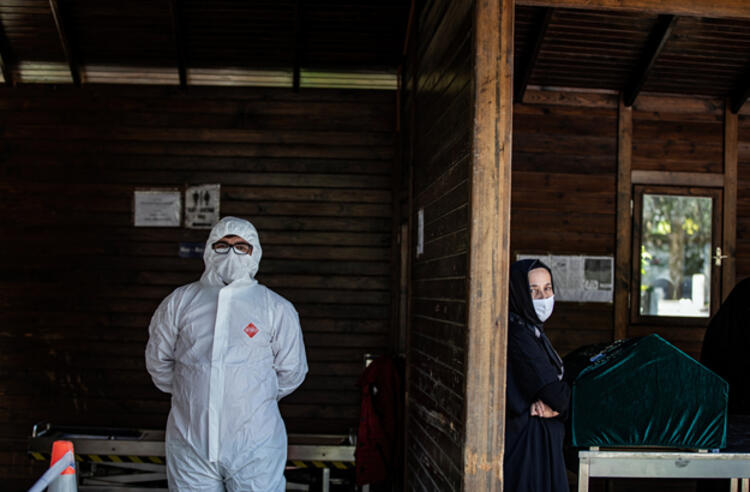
509;258;563;379
509;258;555;327
701;277;750;415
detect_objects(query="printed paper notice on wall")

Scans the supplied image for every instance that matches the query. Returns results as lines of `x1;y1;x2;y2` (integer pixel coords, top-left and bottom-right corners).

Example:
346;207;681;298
133;189;181;227
185;184;221;229
516;254;614;303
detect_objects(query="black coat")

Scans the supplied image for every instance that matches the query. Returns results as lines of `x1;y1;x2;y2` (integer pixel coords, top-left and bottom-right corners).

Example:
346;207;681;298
701;277;750;415
504;259;570;492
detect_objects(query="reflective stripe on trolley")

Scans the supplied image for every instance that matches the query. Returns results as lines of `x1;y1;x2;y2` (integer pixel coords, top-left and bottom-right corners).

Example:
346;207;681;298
285;459;354;469
29;453;165;464
30;452;355;469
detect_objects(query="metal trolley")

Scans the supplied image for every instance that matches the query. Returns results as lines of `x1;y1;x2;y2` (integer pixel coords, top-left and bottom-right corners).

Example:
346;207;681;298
576;416;750;492
29;423;356;491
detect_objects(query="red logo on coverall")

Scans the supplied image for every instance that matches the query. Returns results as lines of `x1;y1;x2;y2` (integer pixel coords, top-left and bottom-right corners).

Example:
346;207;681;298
243;323;259;338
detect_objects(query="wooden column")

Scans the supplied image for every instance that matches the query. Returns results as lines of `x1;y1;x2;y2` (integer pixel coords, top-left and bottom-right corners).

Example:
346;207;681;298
49;0;80;86
464;0;513;489
614;96;632;341
722;104;738;300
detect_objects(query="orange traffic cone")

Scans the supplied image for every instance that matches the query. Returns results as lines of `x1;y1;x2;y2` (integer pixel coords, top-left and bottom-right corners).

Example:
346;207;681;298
27;440;77;492
48;440;77;492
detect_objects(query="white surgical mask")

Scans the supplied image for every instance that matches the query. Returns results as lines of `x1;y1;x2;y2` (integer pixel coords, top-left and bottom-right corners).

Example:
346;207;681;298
210;252;253;284
533;295;554;322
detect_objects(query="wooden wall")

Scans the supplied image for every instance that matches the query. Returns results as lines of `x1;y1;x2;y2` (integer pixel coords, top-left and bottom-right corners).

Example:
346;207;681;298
511;98;618;356
628;98;725;356
512;90;744;492
631;100;724;174
0;85;395;489
404;0;473;490
737;111;750;280
512;91;739;362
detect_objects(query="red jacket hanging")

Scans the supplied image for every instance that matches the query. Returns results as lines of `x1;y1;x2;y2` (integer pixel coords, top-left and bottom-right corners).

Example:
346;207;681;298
355;356;403;485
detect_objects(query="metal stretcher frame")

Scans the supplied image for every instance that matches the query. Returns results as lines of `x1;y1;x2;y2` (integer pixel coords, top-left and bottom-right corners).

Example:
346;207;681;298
578;449;750;492
29;425;355;491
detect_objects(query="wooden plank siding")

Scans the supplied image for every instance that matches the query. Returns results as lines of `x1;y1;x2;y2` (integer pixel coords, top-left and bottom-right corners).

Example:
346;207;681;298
0;85;395;489
512;92;738;361
738;113;750;280
404;0;473;490
629;99;725;357
512;92;741;492
722;109;738;300
632;104;724;174
511;102;619;356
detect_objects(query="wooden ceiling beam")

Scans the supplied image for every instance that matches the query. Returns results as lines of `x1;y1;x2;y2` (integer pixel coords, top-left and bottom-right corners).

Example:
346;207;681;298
515;7;553;102
0;20;13;87
292;0;304;92
168;0;187;88
516;0;750;19
623;14;676;107
729;77;750;114
48;0;80;86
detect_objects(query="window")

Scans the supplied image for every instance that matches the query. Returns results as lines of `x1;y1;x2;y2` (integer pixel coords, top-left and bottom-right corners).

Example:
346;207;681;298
631;186;722;323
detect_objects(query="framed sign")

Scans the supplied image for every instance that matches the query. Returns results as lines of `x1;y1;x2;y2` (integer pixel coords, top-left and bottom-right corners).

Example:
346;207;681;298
133;189;181;227
185;184;220;229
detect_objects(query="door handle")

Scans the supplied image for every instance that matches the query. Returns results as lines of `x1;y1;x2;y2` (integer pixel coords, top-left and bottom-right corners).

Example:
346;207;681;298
713;247;728;266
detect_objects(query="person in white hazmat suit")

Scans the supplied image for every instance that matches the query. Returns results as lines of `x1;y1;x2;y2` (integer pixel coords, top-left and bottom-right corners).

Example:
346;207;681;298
146;216;308;491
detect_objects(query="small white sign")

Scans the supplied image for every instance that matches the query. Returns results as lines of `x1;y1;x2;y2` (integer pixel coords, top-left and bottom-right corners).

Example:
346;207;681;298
416;208;424;257
185;184;221;229
134;190;181;227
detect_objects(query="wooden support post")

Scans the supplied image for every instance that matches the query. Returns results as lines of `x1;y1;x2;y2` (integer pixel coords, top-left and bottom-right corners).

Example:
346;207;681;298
168;0;187;88
0;20;13;86
49;0;80;86
292;0;304;92
391;75;403;353
722;103;738;300
402;6;416;486
464;0;513;489
614;96;632;341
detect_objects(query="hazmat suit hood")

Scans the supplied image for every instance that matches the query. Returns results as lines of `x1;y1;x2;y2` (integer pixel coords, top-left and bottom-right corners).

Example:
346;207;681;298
200;216;263;286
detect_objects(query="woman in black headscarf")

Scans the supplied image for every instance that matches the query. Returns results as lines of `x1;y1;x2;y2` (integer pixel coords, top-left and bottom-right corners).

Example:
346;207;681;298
504;259;570;492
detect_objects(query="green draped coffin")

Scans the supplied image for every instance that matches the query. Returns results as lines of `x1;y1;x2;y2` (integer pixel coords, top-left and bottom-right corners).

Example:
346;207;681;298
570;334;728;449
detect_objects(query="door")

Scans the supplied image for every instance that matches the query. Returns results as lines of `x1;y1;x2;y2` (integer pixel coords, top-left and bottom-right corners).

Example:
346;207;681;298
630;185;723;325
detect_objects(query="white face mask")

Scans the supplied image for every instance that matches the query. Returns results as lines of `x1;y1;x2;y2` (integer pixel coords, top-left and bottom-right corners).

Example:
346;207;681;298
210;252;253;284
533;295;554;322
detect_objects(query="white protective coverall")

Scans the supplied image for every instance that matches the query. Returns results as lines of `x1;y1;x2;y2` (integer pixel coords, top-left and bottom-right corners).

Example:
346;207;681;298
145;216;308;492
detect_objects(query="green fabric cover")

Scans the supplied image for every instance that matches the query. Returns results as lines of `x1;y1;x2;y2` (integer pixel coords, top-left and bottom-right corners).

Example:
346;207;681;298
571;334;728;449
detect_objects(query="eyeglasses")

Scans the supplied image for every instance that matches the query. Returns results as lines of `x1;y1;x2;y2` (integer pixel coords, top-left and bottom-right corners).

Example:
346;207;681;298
212;241;253;255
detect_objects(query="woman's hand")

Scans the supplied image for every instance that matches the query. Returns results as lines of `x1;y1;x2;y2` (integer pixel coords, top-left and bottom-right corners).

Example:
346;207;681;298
530;400;560;418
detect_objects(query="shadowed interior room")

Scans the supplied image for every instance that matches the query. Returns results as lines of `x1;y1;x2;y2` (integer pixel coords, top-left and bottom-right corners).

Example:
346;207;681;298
1;0;749;491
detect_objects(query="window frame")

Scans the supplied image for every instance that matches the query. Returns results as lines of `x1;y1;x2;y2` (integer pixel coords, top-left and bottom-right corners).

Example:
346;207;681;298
630;185;723;326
